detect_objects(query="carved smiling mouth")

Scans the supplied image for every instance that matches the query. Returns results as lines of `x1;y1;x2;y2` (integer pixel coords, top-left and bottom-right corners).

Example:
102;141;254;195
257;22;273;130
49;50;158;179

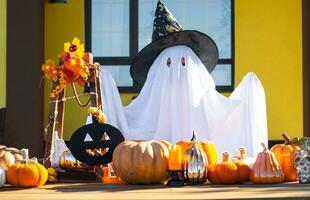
85;148;110;157
84;132;110;157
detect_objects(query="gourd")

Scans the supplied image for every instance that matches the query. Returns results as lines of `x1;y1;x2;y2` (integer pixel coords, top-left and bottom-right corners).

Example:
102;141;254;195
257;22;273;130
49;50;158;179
0;150;15;170
270;134;300;182
0;146;25;170
250;143;284;184
112;140;170;184
177;133;218;165
6;152;48;187
7;147;23;162
208;152;250;184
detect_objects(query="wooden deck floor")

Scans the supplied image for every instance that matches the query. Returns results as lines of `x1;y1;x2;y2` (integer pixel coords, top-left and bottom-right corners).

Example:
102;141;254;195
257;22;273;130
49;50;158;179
0;182;310;200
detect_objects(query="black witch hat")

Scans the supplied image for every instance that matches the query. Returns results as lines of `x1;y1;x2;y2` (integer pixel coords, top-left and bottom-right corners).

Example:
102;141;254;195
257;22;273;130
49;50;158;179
130;0;219;86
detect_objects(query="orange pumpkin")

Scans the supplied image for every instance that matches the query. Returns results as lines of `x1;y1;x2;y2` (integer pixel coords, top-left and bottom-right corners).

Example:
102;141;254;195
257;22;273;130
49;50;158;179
129;140;171;148
270;134;300;182
208;152;250;184
112;140;170;184
177;133;218;165
250;143;284;184
234;160;250;182
7;158;48;187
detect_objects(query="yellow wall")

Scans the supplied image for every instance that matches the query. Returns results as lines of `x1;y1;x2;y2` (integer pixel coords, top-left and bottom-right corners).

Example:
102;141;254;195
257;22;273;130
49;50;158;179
0;0;6;108
235;0;303;140
44;0;303;140
44;0;86;140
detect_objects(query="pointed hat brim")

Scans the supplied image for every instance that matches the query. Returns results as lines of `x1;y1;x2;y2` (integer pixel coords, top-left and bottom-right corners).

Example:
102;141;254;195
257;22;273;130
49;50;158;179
130;30;219;86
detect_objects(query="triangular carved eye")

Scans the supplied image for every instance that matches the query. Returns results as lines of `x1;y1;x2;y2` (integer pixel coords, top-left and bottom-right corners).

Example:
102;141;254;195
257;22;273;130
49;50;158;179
167;57;171;67
84;133;93;142
181;56;185;67
101;132;110;141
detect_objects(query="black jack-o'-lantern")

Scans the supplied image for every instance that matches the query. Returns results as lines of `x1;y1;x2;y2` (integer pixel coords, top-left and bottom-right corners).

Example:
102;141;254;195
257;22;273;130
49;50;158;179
68;123;124;166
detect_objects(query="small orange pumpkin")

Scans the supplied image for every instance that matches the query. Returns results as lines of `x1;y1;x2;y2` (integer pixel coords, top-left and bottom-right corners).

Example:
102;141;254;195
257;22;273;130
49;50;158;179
234;160;250;182
208;152;250;184
270;134;300;182
250;143;284;184
177;132;218;165
7;158;48;187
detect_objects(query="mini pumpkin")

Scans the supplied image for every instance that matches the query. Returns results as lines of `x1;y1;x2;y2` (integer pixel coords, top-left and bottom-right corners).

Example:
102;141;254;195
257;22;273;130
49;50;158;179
234;159;250;182
270;134;300;182
7;158;48;187
208;152;250;184
13;153;23;161
250;143;284;184
183;143;208;184
0;150;15;170
177;132;218;165
234;147;256;168
6;147;24;159
0;146;26;170
112;140;170;184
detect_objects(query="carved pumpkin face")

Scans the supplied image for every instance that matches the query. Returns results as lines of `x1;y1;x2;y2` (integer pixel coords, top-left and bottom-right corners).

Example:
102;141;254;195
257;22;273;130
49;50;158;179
69;123;124;166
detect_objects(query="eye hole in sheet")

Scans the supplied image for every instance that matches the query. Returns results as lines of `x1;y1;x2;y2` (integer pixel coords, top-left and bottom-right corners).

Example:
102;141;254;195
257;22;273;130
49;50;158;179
167;57;171;67
181;56;185;67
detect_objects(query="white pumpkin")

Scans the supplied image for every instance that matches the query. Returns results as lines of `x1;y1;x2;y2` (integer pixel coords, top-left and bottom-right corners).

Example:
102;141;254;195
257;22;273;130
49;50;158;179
0;166;5;187
0;150;15;170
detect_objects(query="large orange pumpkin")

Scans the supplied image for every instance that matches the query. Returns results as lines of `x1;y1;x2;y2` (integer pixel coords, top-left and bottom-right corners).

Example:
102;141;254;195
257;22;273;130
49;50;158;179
270;134;300;182
250;143;284;184
7;158;48;187
208;152;250;184
112;140;170;184
177;133;218;165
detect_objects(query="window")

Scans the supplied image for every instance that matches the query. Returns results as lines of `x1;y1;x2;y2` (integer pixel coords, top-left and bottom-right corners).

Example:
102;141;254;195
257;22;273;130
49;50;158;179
86;0;234;92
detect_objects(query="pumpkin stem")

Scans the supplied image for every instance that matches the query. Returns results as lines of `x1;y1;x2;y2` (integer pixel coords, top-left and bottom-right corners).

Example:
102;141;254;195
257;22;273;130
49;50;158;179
222;152;230;162
261;143;268;152
282;133;291;145
291;137;303;147
239;147;247;160
191;131;196;141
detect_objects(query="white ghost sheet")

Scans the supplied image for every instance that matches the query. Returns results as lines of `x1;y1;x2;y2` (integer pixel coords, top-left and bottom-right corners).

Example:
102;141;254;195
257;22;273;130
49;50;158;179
90;45;268;158
50;131;69;168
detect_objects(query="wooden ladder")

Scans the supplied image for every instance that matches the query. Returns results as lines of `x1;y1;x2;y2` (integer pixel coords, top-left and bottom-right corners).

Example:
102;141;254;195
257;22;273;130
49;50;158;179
43;53;103;169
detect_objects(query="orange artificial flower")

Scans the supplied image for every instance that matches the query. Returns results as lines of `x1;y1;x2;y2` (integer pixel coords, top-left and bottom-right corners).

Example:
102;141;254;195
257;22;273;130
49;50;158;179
42;59;58;82
42;37;90;97
63;57;83;75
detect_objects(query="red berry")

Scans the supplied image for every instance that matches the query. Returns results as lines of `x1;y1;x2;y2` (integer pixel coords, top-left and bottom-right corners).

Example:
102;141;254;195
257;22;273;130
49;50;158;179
64;52;70;60
69;44;77;52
